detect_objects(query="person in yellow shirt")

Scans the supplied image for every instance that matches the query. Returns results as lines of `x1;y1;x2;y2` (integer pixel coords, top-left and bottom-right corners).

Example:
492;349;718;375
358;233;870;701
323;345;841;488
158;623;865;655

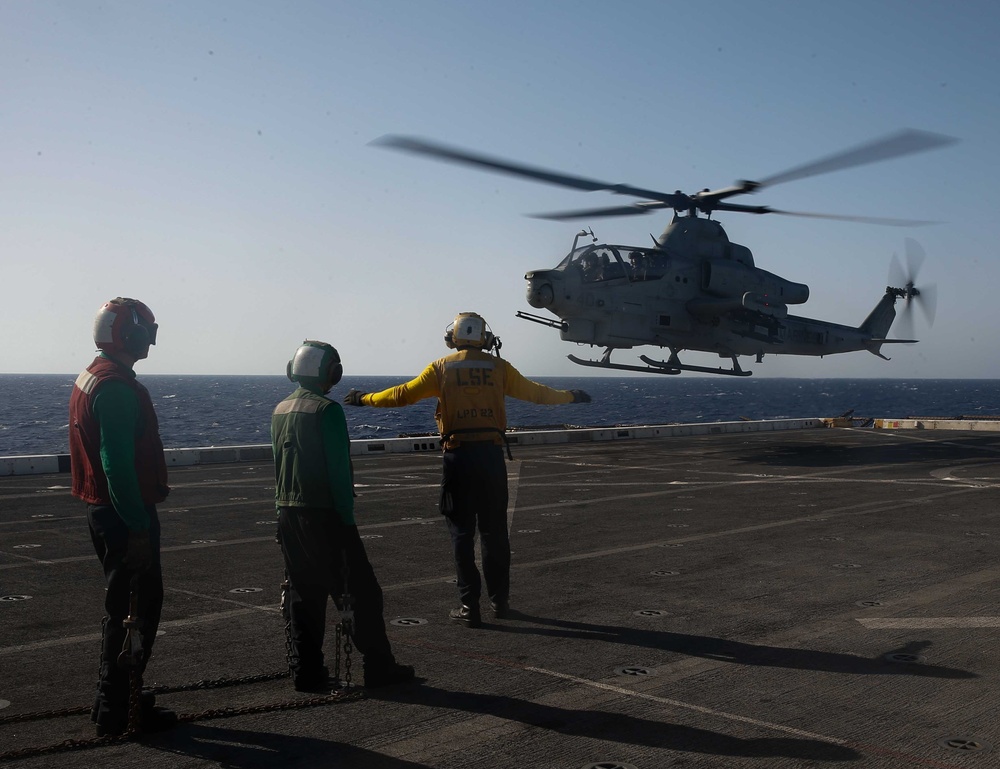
344;312;591;628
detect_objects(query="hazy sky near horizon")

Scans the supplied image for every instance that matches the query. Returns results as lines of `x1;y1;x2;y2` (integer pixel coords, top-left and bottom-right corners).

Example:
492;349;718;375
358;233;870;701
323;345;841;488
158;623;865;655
3;1;998;378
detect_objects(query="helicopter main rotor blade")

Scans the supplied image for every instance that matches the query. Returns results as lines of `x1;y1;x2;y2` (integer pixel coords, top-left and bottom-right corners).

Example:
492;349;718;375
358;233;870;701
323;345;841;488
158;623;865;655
765;208;940;227
373;130;957;223
531;201;671;221
372;135;688;206
755;129;958;189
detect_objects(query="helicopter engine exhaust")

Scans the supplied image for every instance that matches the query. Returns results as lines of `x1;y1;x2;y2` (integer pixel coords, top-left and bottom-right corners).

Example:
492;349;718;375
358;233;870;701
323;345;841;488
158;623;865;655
701;261;809;305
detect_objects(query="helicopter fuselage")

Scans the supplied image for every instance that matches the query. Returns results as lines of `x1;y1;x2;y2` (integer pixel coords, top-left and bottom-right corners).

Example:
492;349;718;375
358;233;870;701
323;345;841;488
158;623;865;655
522;216;898;367
376;131;944;375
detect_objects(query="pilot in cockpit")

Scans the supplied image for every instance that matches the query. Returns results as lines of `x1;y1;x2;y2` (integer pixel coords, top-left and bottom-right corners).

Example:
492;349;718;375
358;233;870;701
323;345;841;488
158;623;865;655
629;251;646;280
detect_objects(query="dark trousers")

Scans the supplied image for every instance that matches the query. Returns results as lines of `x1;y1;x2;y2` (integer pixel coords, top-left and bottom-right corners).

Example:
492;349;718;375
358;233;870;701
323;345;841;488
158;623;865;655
440;443;509;607
87;504;163;730
277;508;394;680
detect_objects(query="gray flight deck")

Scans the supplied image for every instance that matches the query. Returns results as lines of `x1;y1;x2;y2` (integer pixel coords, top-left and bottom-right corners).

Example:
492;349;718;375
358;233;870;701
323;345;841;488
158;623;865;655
3;423;1000;768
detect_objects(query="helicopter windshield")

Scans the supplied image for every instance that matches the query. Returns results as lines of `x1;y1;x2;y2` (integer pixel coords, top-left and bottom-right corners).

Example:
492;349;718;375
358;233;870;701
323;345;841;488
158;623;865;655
562;245;627;283
559;245;669;283
623;247;671;281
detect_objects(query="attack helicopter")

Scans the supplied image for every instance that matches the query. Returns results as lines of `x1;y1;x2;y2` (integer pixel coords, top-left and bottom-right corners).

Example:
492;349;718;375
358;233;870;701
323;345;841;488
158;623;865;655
375;130;955;376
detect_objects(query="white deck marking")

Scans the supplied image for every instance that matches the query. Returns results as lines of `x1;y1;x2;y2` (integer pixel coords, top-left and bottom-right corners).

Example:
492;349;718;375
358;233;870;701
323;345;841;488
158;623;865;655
858;616;1000;629
507;460;522;531
526;666;849;745
166;586;281;613
0;608;260;656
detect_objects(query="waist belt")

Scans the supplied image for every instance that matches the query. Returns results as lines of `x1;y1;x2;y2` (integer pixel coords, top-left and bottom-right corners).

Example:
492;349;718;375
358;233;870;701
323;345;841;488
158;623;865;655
441;427;513;460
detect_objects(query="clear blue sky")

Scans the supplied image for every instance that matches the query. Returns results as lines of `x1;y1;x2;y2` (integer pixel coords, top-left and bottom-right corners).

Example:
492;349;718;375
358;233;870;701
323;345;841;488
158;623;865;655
3;1;997;377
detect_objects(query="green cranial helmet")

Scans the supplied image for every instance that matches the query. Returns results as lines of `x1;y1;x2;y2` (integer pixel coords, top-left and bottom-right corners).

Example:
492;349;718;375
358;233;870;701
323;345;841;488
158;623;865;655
287;341;343;390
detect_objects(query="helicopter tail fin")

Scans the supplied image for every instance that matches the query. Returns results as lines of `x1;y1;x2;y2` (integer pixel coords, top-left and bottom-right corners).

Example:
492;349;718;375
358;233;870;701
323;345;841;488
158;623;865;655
860;292;896;341
862;292;897;359
861;291;918;359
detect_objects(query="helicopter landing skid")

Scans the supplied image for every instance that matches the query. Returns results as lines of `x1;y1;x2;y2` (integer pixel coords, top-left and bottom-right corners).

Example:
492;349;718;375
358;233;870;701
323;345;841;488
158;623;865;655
567;354;682;375
638;354;752;377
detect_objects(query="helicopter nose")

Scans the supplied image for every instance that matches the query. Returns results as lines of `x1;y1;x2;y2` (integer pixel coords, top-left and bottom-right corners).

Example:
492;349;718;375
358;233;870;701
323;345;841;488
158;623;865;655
526;281;554;308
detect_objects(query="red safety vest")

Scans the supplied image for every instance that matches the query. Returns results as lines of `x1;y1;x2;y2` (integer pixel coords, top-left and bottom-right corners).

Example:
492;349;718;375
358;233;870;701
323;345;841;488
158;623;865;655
69;356;169;505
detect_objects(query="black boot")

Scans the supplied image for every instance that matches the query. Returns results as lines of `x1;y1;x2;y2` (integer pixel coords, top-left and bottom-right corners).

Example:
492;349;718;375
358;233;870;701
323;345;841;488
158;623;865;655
293;666;337;693
449;604;482;628
364;658;415;688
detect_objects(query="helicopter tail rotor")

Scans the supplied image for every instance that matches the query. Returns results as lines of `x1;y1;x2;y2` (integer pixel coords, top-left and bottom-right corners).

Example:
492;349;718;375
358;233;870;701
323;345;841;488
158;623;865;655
888;238;937;339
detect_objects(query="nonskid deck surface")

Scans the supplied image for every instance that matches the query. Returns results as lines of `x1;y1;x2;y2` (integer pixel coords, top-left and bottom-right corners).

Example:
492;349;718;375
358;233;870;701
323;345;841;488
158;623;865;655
3;428;1000;768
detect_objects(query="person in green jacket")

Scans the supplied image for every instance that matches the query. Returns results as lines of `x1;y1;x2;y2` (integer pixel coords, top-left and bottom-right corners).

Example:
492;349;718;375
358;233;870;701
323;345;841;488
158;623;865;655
271;340;414;692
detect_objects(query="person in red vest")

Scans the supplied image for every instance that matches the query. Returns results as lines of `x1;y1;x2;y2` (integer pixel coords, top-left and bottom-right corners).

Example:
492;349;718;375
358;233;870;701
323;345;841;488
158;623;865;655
68;297;175;737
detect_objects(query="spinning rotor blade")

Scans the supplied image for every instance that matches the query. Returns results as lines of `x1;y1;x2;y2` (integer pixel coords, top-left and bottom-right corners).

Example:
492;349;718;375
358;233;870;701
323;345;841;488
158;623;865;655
374;130;957;222
372;135;688;206
889;238;936;339
765;209;939;227
918;283;938;327
531;201;671;221
889;252;906;290
895;294;917;341
905;237;936;326
755;129;958;189
905;236;927;279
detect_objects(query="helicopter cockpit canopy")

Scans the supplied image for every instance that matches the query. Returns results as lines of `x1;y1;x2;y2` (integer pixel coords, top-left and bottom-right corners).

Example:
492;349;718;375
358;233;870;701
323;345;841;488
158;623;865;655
558;244;671;283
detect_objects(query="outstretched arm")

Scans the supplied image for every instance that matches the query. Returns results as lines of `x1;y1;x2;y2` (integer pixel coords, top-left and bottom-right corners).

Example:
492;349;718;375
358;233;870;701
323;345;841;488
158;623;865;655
344;363;440;408
503;361;583;405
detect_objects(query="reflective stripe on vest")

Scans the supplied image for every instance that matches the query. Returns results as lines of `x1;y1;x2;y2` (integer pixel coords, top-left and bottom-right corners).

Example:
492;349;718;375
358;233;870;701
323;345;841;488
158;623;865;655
273;398;323;415
74;370;99;395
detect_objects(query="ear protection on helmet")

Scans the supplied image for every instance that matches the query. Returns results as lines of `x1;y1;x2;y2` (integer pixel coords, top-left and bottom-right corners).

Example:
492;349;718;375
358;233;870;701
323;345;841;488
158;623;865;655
121;309;152;356
287;341;343;389
444;312;495;351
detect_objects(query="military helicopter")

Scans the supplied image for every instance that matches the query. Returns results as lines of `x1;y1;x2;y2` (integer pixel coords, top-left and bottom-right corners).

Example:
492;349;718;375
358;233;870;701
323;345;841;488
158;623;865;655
375;130;956;376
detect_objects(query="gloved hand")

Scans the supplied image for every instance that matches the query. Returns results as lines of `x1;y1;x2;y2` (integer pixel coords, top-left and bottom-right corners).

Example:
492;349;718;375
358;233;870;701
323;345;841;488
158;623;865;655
124;529;153;572
570;389;592;404
343;389;368;406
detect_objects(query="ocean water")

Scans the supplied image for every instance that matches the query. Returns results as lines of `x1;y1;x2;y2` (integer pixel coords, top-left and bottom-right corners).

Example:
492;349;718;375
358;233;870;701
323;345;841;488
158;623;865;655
2;374;1000;457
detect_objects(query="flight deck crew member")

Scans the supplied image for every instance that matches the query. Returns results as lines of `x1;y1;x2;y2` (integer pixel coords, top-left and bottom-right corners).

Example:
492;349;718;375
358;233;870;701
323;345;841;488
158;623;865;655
69;297;176;737
271;341;415;692
343;312;591;628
